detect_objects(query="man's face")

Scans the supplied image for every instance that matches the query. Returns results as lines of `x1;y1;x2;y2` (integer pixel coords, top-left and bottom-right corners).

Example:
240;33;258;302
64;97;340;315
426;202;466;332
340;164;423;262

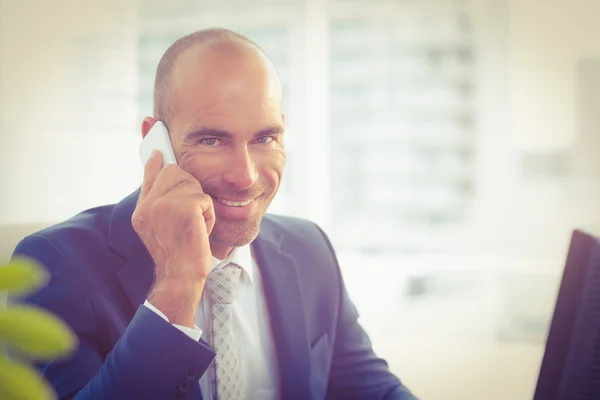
162;44;285;247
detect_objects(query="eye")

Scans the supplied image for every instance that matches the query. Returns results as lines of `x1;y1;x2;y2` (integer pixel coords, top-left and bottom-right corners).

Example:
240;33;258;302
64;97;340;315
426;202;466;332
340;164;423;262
199;137;221;147
255;136;274;145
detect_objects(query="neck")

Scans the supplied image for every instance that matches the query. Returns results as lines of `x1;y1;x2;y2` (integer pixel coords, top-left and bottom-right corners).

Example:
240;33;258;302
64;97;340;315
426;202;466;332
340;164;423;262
210;241;235;260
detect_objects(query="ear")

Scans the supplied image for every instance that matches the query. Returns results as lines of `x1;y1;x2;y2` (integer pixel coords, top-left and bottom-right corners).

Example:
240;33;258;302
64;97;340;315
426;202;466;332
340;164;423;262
141;116;158;139
282;113;286;125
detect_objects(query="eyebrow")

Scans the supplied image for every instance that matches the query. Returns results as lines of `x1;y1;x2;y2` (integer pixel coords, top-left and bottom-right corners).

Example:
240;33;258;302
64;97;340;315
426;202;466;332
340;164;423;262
184;125;285;141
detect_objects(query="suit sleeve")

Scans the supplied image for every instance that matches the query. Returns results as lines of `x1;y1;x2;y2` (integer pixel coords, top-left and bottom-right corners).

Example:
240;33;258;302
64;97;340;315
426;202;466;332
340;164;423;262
314;226;420;400
11;234;215;400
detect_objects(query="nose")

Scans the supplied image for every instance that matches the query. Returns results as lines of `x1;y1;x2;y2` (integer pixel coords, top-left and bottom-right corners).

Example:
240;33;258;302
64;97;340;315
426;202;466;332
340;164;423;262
222;146;259;190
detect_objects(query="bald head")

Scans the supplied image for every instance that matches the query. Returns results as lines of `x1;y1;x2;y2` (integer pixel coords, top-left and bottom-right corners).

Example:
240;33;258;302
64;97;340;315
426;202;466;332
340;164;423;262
153;28;282;123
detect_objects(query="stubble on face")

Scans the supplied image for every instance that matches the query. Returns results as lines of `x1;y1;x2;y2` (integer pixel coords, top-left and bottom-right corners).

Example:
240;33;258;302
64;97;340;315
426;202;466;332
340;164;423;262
203;180;281;247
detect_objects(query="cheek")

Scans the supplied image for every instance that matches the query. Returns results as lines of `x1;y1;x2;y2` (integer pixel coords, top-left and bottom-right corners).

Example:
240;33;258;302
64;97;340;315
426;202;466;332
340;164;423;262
177;151;223;180
259;150;286;177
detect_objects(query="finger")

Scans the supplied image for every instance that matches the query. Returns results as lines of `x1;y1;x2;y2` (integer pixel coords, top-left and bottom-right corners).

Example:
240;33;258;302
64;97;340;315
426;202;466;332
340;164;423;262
188;191;215;235
139;150;163;202
203;197;216;235
167;189;215;234
168;187;213;214
146;164;204;204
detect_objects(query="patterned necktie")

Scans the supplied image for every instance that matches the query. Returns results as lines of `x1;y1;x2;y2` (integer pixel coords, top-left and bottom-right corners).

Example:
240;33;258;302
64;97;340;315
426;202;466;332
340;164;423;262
206;263;243;400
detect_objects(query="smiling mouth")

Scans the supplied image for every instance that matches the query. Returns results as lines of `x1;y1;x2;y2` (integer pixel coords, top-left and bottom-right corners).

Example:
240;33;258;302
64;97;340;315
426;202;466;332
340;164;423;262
213;197;255;207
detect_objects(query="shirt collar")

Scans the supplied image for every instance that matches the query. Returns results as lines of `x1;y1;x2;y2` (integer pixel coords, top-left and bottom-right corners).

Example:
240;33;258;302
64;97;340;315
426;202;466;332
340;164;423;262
210;244;254;283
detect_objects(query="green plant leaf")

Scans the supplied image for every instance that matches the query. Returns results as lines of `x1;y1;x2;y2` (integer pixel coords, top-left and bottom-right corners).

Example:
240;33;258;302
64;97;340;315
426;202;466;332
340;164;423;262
0;257;48;296
0;353;56;400
0;305;76;360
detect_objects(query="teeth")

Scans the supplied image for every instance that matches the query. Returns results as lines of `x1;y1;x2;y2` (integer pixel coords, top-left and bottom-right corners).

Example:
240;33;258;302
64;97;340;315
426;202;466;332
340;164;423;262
218;198;253;207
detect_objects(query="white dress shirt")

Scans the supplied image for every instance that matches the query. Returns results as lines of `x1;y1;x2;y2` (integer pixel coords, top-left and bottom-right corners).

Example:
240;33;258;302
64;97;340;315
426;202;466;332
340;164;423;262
144;244;280;399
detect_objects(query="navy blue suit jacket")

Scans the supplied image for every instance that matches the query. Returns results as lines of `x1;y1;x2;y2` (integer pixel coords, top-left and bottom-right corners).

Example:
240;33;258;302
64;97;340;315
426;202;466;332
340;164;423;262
11;188;417;400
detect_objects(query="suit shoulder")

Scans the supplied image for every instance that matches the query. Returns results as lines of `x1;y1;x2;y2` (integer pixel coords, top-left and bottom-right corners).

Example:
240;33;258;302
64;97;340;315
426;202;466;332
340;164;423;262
261;213;338;262
11;204;115;268
262;213;329;240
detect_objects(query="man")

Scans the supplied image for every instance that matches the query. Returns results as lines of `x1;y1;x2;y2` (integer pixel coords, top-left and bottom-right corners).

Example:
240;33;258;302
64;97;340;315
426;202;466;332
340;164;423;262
11;28;418;399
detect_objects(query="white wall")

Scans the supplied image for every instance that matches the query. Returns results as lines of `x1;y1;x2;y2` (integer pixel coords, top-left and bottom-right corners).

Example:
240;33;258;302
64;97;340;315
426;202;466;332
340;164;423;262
0;0;141;224
509;0;600;152
466;0;600;258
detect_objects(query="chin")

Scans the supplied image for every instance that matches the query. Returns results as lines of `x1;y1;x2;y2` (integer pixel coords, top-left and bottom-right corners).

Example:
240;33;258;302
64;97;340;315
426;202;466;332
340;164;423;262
211;214;263;247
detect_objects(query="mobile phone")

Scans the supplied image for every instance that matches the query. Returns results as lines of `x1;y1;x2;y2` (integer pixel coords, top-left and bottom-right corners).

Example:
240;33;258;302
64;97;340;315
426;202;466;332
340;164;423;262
139;120;178;168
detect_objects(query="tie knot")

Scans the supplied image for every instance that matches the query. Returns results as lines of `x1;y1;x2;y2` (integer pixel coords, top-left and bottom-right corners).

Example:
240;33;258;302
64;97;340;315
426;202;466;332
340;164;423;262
206;263;241;304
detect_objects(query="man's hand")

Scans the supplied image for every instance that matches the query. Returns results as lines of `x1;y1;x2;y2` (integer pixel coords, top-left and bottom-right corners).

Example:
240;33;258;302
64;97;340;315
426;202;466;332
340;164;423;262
132;150;215;327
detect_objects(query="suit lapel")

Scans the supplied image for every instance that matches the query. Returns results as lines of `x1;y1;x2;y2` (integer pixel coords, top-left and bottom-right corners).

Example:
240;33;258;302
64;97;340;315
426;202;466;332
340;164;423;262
189;383;202;400
107;188;155;315
253;220;311;399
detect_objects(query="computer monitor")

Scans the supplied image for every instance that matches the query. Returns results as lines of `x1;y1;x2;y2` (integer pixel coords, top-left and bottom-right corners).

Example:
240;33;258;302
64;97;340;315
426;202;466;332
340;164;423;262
533;229;600;399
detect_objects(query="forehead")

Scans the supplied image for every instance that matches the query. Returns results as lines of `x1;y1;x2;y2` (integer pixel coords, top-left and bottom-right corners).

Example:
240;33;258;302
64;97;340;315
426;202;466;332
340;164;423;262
168;42;283;135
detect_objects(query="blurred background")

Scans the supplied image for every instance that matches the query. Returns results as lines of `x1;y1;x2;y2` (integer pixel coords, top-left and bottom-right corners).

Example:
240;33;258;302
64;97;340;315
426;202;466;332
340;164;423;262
1;0;600;398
